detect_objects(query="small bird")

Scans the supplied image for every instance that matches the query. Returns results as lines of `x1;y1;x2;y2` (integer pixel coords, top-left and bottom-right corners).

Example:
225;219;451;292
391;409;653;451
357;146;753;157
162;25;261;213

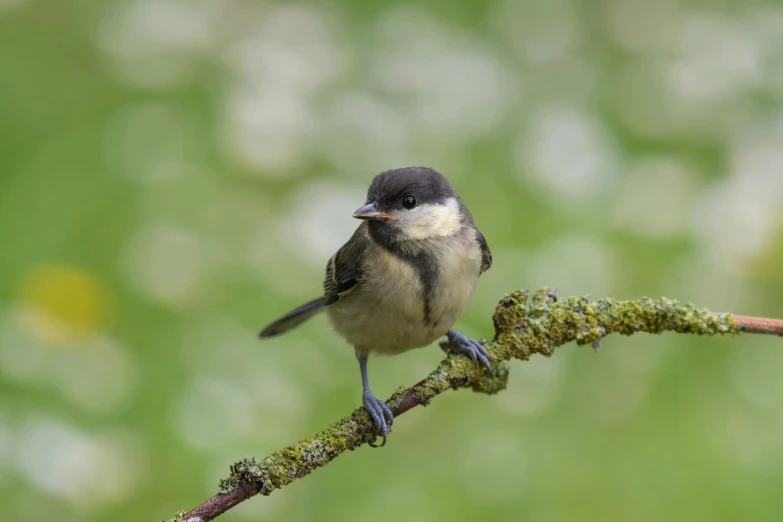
260;167;492;446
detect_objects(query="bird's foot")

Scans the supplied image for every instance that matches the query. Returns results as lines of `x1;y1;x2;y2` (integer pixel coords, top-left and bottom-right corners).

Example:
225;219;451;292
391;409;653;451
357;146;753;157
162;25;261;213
441;330;493;375
363;391;393;447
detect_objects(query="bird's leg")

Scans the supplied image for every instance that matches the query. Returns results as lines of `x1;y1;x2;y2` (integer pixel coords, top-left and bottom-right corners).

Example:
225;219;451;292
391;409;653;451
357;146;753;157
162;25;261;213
358;352;393;447
440;330;492;374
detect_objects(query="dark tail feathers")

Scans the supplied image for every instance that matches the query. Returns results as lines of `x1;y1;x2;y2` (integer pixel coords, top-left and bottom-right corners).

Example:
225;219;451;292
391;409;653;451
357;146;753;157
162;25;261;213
259;297;326;339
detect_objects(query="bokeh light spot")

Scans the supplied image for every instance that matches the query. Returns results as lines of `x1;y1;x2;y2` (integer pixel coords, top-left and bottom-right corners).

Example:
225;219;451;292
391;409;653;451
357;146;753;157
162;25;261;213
16;264;111;343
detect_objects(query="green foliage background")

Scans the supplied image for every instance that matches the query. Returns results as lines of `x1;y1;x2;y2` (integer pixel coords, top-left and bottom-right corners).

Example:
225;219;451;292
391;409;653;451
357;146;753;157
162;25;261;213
1;1;782;521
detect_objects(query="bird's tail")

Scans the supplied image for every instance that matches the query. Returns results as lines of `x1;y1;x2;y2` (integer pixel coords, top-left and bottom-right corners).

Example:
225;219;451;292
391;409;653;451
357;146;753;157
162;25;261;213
259;297;326;339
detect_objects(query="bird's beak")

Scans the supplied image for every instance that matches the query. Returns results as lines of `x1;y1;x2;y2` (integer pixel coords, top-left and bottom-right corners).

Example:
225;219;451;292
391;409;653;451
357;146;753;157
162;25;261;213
352;202;397;221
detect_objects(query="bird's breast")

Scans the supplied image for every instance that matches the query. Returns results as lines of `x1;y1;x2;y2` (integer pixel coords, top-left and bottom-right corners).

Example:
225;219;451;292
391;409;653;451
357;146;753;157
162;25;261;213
326;234;481;355
426;236;482;332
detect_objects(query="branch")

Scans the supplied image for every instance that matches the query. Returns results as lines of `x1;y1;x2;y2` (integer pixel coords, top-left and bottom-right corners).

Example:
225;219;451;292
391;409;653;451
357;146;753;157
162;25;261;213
168;288;783;522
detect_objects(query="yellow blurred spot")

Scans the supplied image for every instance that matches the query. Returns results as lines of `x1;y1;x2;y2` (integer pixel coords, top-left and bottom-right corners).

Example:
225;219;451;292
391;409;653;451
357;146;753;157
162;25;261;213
17;264;112;344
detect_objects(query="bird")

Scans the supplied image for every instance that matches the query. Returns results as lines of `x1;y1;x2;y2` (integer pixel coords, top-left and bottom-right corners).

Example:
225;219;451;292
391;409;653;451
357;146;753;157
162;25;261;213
259;166;493;446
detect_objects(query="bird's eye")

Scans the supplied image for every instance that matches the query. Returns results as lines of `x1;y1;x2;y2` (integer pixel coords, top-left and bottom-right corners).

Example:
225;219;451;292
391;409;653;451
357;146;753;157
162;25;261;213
402;195;417;209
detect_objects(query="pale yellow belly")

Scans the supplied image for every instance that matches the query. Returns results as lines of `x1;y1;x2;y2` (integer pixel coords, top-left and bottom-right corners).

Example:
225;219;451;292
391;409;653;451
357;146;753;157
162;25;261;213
325;239;481;355
326;287;446;355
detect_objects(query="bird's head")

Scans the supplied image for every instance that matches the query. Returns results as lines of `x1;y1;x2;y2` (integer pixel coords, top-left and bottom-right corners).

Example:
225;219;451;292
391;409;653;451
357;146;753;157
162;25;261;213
353;167;468;243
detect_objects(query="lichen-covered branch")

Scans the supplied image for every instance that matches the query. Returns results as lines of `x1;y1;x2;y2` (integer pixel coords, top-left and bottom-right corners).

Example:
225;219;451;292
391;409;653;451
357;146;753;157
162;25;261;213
168;288;783;522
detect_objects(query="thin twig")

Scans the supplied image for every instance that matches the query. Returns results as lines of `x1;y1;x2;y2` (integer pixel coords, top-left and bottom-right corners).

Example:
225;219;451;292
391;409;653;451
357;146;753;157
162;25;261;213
167;289;782;522
730;314;783;336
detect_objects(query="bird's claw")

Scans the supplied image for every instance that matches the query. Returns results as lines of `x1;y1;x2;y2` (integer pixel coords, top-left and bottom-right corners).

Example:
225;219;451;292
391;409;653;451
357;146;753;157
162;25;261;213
363;392;393;447
442;330;493;375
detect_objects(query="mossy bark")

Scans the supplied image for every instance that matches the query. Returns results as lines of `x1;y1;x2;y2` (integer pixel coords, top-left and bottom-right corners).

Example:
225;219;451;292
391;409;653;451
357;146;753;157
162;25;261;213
170;288;744;522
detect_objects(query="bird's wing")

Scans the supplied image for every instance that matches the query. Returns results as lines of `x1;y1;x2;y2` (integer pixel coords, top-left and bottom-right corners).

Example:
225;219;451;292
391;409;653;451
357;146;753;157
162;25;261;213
323;224;370;305
476;229;492;274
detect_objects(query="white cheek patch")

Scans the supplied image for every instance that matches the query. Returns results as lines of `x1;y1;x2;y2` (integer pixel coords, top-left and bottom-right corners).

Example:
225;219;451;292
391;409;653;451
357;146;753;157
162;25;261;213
399;197;462;240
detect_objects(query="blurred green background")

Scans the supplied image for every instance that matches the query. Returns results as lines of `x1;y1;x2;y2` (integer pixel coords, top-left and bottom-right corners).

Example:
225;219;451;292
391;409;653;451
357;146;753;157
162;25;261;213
1;1;783;521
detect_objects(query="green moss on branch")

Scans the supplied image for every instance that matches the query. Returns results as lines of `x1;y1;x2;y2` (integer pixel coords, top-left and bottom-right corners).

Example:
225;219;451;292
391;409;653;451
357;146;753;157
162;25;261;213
171;288;749;522
218;349;510;496
490;288;739;363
